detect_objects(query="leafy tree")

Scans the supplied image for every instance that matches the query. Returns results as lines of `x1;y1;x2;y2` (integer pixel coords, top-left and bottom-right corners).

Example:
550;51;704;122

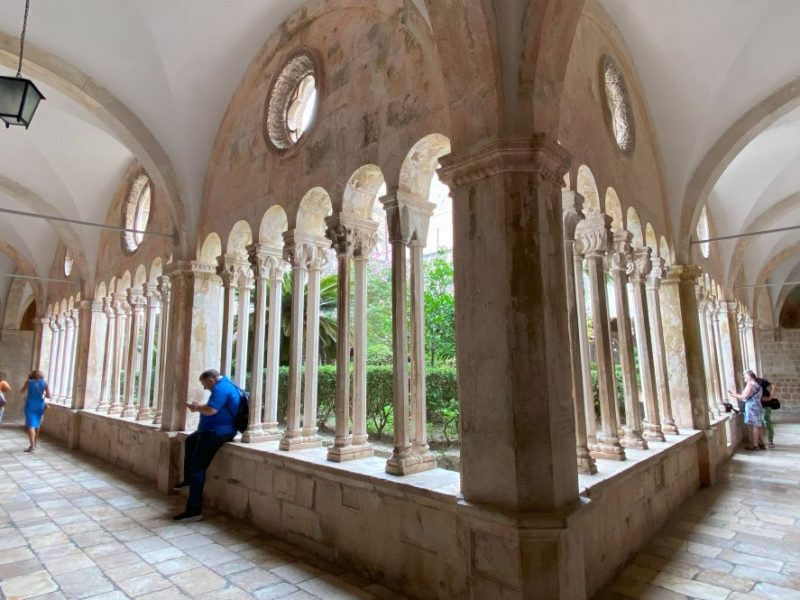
424;249;455;366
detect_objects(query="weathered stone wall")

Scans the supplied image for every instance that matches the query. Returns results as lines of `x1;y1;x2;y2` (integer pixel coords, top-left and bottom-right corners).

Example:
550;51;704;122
0;330;34;420
759;327;800;411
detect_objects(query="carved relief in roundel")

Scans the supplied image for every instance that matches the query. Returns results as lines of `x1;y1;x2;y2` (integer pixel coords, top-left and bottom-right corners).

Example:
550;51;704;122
601;55;635;154
264;51;320;152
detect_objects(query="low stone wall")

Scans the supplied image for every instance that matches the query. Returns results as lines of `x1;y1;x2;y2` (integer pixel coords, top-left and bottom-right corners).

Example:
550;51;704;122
760;327;800;412
41;407;739;600
0;330;34;421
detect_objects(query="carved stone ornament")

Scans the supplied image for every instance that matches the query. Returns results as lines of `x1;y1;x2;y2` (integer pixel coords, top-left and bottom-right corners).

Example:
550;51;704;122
263;51;319;152
601;55;636;154
574;212;612;257
562;190;586;241
630;247;653;282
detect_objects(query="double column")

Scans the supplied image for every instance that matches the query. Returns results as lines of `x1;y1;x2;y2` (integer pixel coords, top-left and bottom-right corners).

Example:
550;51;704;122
562;191;597;474
608;231;647;449
629;247;664;442
242;243;283;442
108;292;129;414
380;191;436;475
97;297;116;412
61;308;79;405
575;213;626;460
52;315;66;401
646;258;679;434
152;275;171;425
280;232;328;451
325;213;378;462
122;288;146;418
136;283;160;420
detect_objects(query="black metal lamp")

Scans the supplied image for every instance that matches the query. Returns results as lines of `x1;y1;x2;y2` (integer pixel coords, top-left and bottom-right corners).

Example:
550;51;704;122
0;0;45;129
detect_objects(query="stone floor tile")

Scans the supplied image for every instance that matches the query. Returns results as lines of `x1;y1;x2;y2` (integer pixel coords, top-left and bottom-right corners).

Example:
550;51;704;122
116;572;173;597
0;569;58;599
252;582;303;600
695;569;756;593
229;566;282;592
102;559;156;582
152;555;202;576
169;566;228;595
753;581;800;599
134;587;191;600
298;574;375;599
270;561;324;584
53;566;115;599
0;557;44;579
650;572;730;600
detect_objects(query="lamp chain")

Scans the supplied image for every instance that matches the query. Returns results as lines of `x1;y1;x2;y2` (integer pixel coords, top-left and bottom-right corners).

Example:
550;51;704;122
16;0;31;77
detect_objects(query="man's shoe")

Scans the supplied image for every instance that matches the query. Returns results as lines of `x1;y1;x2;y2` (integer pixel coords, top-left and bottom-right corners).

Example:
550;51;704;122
172;480;189;491
172;511;203;522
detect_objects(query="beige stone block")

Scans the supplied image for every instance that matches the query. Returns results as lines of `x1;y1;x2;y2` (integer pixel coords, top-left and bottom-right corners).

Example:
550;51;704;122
314;480;342;517
273;470;297;502
651;572;731;599
255;462;274;495
294;477;315;509
282;503;323;541
695;569;755;593
0;570;58;599
471;529;520;589
170;566;227;595
116;572;173;596
0;546;34;566
230;456;257;486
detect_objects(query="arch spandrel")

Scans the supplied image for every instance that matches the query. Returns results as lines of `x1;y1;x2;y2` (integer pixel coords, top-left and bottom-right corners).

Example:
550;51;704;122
149;257;163;283
134;265;148;287
198;233;222;265
226;221;254;258
604;187;623;233
259;206;289;249
577;165;601;214
296;188;333;236
399;134;451;202
343;165;386;220
626;207;643;247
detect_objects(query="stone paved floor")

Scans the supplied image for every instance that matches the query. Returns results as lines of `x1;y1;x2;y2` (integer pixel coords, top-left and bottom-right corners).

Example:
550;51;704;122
0;425;408;600
595;416;800;600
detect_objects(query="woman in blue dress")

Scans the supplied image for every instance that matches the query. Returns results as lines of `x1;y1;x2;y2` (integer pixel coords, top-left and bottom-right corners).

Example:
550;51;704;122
728;369;764;451
21;370;51;452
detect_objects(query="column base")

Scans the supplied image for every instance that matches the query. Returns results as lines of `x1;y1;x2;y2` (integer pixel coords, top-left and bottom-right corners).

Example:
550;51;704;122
662;421;679;435
643;424;666;442
385;447;437;475
107;404;122;415
576;446;597;474
242;426;282;443
279;434;323;451
120;405;137;418
621;430;648;449
135;409;154;421
95;402;109;413
591;435;626;460
327;443;374;462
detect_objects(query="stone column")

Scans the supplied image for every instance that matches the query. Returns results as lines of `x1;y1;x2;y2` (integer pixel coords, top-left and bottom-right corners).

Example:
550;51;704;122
31;317;46;372
721;301;743;391
744;318;756;371
63;309;79;404
234;265;254;388
696;293;720;418
575;249;599;450
97;298;115;412
608;231;647;449
137;283;160;420
58;314;74;402
242;244;269;441
71;299;104;411
708;300;726;416
46;317;59;388
646;259;678;434
216;255;238;376
381;191;437;475
262;258;284;437
326;214;378;461
108;293;128;415
52;315;66;401
660;266;710;431
280;233;309;450
300;243;327;446
352;227;377;454
576;213;626;460
153;276;171;425
737;314;748;370
122;288;145;418
562;190;596;473
439;136;586;599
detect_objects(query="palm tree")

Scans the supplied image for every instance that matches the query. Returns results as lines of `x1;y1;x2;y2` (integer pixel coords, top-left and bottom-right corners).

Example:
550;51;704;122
247;272;338;369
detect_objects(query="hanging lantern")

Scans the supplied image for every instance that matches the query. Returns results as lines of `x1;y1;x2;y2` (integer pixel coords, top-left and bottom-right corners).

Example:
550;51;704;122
0;0;45;129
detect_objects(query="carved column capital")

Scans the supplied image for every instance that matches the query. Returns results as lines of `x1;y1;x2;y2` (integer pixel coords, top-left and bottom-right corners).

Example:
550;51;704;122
157;275;172;304
561;190;586;241
663;264;702;284
607;231;633;275
629;247;653;284
574;212;612;258
90;299;104;313
325;213;379;260
247;243;282;280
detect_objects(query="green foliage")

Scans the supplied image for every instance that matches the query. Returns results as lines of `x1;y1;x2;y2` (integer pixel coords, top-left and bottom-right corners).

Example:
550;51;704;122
424;250;456;366
590;361;626;421
425;367;459;442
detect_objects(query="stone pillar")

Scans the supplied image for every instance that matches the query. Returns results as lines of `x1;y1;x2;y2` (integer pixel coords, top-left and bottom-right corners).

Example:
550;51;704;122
608;231;647;449
216;255;238;376
97;298;115;412
58;314;74;402
300;244;327;446
263;259;284;437
576;213;625;460
153;276;171;425
72;299;105;411
381;191;437;475
280;233;310;450
562;190;596;474
122;288;145;418
721;301;743;391
63;309;79;404
137;283;160;420
737;314;748;370
108;293;128;414
352;229;376;453
646;259;678;434
242;244;269;441
708;299;726;416
696;293;719;419
575;249;598;450
744;318;756;372
660;266;710;431
234;266;254;388
440;137;586;599
31;317;46;371
53;315;66;401
46;317;59;388
630;247;664;442
326;214;377;461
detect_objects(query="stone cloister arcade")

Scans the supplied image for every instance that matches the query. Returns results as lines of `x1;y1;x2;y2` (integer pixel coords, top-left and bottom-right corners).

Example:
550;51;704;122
2;1;799;598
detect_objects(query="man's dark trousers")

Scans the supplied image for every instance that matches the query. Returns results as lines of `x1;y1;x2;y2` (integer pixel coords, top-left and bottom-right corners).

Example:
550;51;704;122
183;430;235;513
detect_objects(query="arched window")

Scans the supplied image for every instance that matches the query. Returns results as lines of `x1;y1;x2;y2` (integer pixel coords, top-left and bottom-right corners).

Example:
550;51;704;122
264;52;320;151
601;55;636;154
123;174;152;252
696;204;711;258
64;248;74;277
286;74;317;144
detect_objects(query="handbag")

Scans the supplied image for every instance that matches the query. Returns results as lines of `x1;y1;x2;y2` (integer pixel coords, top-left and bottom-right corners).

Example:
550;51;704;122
761;397;780;410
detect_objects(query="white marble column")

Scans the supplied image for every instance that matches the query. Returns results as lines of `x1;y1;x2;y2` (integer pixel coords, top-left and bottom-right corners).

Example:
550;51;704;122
46;317;59;386
52;315;67;401
32;317;48;373
97;298;115;412
300;244;327;446
646;258;678;434
262;256;284;437
744;318;756;372
629;247;664;442
122;289;145;418
562;191;596;474
351;231;375;453
576;214;626;460
609;231;647;449
63;309;79;404
720;301;743;392
108;294;128;414
575;251;599;450
234;265;254;388
70;300;102;411
709;301;727;417
137;283;160;420
153;276;171;425
216;256;238;376
280;234;309;450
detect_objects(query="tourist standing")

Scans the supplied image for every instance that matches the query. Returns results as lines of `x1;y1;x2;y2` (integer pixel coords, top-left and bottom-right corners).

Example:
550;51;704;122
757;375;776;448
0;380;9;424
729;370;764;450
21;370;51;452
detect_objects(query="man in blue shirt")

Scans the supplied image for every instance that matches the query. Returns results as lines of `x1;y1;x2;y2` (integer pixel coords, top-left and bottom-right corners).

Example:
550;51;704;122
172;369;240;522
